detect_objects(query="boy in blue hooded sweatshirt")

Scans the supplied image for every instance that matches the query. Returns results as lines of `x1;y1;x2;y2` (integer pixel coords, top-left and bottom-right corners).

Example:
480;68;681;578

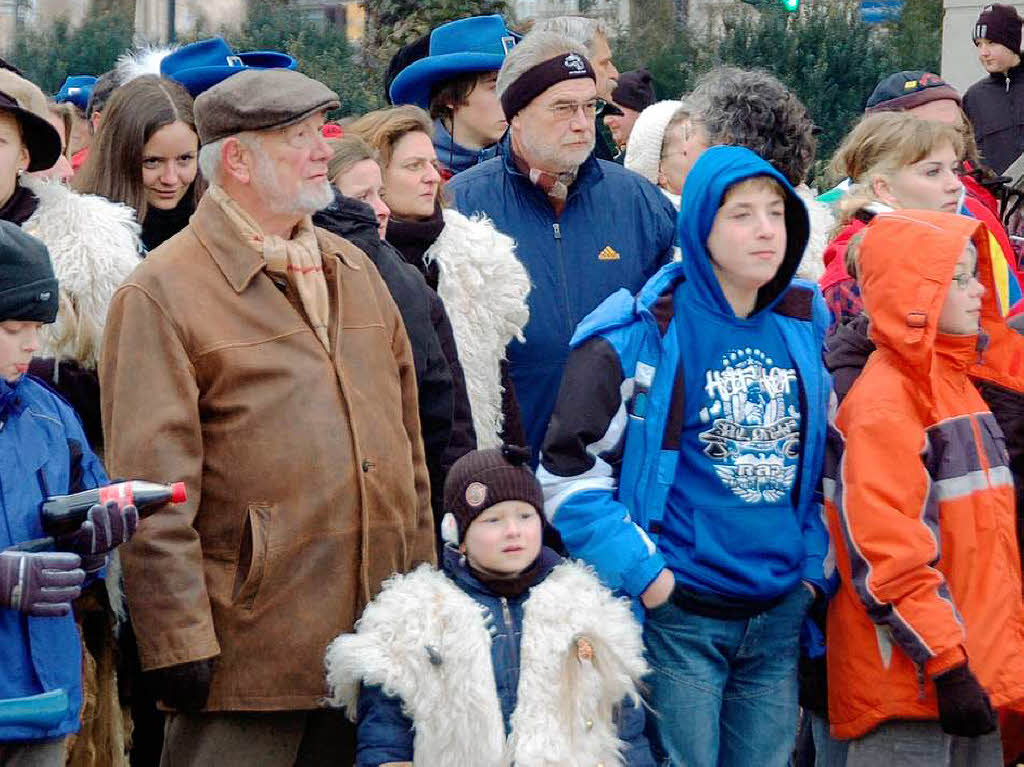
539;145;834;767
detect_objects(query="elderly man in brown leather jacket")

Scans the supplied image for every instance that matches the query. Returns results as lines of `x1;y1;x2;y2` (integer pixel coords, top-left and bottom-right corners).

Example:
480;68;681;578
99;69;435;767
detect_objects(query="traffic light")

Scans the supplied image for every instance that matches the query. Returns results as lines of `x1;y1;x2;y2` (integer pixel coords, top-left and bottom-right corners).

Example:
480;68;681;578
740;0;800;10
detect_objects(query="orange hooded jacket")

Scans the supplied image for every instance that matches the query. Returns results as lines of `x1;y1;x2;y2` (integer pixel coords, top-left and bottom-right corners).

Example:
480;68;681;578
824;210;1024;740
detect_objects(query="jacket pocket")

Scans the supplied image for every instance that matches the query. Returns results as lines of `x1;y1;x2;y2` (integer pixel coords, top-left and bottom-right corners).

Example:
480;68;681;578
232;504;271;610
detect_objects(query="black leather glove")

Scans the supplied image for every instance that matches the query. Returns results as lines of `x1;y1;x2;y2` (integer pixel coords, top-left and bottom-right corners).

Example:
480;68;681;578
798;654;829;717
146;658;215;712
933;663;997;737
55;501;139;573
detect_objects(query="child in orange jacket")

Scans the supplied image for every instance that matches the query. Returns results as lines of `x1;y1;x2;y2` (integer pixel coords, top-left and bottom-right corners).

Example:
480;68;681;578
824;210;1024;764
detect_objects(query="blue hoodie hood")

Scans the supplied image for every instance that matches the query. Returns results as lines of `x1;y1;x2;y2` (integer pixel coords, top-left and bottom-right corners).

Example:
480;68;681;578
433;118;501;176
678;145;809;319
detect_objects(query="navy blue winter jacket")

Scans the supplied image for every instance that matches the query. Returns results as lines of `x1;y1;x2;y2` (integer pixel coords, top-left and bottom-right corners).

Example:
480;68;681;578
355;547;654;766
0;375;107;742
447;136;677;457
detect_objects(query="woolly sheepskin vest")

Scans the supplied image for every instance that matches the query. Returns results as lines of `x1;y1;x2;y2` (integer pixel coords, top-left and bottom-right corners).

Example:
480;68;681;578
426;208;530;448
794;183;833;284
21;177;142;369
325;561;648;767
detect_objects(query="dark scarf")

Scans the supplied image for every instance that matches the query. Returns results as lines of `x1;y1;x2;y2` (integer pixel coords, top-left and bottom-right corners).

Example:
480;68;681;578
467;546;561;599
0;182;39;225
386;203;445;290
141;193;194;254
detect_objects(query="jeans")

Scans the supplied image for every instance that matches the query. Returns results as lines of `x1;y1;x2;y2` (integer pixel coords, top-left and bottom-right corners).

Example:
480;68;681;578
644;584;812;767
845;720;1002;767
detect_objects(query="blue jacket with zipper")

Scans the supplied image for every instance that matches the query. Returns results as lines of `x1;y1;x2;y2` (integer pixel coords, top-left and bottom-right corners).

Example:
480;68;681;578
447;135;676;457
0;374;107;742
537;146;836;612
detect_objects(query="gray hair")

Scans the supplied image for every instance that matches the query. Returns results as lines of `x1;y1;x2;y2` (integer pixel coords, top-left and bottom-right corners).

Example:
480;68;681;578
496;31;589;101
684;66;816;186
197;132;262;185
530;16;609;53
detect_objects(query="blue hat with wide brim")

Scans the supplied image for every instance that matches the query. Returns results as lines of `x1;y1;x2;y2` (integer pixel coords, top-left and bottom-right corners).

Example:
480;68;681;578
389;15;519;109
55;75;96;111
161;37;296;97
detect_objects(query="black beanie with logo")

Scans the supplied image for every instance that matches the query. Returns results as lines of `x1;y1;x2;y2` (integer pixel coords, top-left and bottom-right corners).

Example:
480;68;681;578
974;4;1023;54
0;219;58;324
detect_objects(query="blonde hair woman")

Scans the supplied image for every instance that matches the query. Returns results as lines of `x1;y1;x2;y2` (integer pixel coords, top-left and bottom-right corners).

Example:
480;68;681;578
348;105;530;449
820;112;966;330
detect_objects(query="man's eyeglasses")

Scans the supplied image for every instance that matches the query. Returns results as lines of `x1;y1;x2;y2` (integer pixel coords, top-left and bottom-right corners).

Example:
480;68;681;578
544;98;607;121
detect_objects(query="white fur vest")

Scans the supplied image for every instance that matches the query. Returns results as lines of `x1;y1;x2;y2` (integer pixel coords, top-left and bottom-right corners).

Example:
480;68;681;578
325;561;648;767
426;209;530;448
21;177;142;369
794;183;833;284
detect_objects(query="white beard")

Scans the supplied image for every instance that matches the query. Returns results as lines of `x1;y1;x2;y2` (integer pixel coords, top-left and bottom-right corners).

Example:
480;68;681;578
252;153;334;216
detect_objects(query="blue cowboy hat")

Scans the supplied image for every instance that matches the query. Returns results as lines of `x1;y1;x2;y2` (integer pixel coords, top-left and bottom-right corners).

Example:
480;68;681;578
55;75;96;111
160;37;296;97
389;15;519;109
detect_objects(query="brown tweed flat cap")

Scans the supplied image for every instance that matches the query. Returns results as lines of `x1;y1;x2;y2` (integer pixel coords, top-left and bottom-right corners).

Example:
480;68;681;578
194;68;340;144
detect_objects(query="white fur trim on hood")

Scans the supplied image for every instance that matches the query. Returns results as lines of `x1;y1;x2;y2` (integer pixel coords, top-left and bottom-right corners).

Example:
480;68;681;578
624;100;683;186
115;45;178;83
21;177;142;368
427;209;530;448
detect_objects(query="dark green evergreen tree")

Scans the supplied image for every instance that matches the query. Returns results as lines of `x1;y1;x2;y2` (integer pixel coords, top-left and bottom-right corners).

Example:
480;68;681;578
716;0;897;179
886;0;943;73
10;6;133;94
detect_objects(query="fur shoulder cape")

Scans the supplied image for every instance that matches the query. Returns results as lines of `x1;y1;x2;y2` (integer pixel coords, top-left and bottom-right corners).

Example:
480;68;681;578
427;209;530;448
325;560;648;767
21;177;142;369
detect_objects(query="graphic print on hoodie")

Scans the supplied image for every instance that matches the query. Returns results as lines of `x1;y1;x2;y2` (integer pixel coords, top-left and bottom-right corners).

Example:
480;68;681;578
660;146;813;600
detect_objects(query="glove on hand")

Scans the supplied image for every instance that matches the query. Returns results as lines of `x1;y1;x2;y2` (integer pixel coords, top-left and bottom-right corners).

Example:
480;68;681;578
146;658;215;712
56;501;139;573
0;549;84;616
934;663;997;737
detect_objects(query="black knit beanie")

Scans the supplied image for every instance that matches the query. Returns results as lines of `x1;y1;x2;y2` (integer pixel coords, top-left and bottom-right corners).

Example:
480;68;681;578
610;68;656;113
0;219;57;323
974;4;1022;54
441;445;544;545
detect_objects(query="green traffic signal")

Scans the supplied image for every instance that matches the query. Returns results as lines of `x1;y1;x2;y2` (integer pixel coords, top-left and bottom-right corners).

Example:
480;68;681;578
781;0;799;9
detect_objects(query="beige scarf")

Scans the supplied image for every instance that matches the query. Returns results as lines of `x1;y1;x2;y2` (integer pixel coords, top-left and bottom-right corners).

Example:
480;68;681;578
208;185;331;351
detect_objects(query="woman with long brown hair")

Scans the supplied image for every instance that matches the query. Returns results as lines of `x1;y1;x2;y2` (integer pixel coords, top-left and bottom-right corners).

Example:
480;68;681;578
76;75;200;252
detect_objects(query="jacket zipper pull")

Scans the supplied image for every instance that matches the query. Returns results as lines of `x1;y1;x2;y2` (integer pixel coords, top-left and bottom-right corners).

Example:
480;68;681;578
552;223;561;241
501;596;513;630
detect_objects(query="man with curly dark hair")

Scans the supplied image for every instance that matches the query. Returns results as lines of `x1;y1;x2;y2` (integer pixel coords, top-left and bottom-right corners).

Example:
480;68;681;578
682;67;833;283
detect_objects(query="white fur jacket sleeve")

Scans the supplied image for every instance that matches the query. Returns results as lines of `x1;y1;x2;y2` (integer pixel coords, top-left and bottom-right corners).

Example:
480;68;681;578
21;177;142;369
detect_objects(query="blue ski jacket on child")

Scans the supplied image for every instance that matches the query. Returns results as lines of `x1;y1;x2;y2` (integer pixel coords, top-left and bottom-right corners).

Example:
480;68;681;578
0;375;107;741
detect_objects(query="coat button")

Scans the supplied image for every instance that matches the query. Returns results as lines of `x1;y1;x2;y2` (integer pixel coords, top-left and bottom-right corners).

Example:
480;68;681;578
362;459;374;472
585;718;593;731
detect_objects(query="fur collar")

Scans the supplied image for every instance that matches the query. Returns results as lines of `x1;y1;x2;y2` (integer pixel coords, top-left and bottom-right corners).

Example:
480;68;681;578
325;561;647;766
794;184;833;284
21;177;141;368
426;209;530;447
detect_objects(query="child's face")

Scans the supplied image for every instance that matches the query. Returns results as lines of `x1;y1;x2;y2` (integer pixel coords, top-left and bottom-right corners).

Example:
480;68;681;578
706;181;787;295
938;242;985;336
462;500;542;576
0;320;41;383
